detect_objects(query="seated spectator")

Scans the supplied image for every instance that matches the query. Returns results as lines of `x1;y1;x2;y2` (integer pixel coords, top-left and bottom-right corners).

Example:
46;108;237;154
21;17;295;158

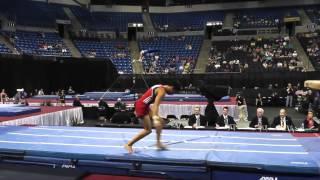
271;109;295;130
304;111;319;129
216;106;236;128
98;98;109;109
38;89;44;96
14;89;24;104
98;98;113;120
249;108;269;128
206;37;302;73
188;106;207;128
73;96;83;108
68;86;75;95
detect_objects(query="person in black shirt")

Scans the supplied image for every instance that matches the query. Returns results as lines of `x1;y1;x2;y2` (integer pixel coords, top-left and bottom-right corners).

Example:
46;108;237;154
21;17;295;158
236;94;247;122
249;108;269;128
216;106;236;127
114;98;126;112
256;93;263;107
58;90;66;106
188;106;207;128
236;94;244;106
73;96;83;108
98;98;113;120
271;109;295;130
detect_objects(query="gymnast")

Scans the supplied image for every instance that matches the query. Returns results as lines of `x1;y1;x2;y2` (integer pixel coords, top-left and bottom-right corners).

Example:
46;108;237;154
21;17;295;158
124;84;175;153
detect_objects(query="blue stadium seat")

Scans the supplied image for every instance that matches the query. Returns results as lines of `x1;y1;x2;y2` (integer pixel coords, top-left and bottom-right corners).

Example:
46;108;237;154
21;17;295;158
74;39;133;74
10;31;71;57
139;36;203;73
151;11;224;31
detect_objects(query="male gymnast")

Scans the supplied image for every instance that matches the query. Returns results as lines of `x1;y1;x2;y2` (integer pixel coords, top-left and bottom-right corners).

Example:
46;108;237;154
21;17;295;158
124;84;175;153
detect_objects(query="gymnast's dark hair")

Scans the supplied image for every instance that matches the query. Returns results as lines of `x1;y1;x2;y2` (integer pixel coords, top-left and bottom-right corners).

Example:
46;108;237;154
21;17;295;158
165;81;181;92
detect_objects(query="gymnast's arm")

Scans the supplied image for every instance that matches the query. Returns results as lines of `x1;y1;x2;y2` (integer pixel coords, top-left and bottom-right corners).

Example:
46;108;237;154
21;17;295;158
151;88;165;117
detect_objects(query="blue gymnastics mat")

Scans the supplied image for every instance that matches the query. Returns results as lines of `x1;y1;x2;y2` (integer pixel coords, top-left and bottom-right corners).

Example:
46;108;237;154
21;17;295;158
0;107;41;116
0;126;319;180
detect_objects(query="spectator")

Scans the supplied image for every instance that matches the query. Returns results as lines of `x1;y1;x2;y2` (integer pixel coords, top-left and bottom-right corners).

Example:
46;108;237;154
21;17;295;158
249;108;269;128
236;93;247;122
206;37;302;73
14;89;23;104
58;90;66;106
256;93;263;107
98;98;113;120
286;83;294;107
68;86;75;95
38;89;44;96
73;96;83;108
114;98;126;112
0;89;8;104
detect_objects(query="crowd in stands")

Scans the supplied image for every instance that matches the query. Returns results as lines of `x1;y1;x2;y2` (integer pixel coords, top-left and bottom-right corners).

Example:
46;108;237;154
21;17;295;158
206;36;304;73
4;31;71;57
233;8;298;29
297;32;320;70
234;10;280;29
305;7;320;25
139;35;203;74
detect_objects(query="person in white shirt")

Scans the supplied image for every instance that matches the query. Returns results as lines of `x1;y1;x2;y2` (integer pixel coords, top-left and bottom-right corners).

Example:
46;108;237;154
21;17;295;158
38;89;44;96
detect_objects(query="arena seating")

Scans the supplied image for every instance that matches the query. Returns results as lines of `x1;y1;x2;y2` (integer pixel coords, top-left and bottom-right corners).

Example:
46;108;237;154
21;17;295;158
70;6;142;32
206;40;248;72
207;37;303;72
233;8;299;29
139;36;203;74
150;11;224;31
0;0;68;28
305;7;320;25
297;32;320;70
0;43;11;54
9;31;71;57
74;39;133;74
91;12;142;32
69;6;93;29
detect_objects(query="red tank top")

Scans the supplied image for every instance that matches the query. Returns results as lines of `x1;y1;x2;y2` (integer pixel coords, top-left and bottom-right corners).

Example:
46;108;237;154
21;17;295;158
137;84;163;105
